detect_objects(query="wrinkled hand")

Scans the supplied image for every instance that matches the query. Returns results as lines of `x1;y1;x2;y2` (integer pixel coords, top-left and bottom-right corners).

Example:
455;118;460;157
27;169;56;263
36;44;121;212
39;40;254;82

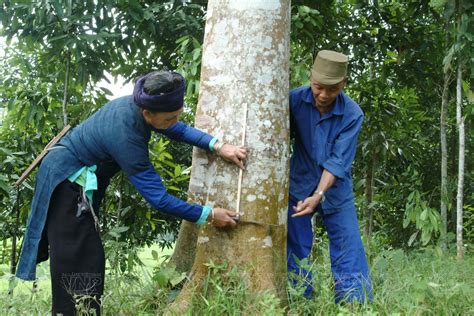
291;196;319;218
210;207;237;228
218;143;247;170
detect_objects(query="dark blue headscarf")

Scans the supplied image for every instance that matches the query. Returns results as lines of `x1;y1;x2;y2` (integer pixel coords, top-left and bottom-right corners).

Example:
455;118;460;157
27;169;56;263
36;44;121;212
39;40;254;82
133;72;185;112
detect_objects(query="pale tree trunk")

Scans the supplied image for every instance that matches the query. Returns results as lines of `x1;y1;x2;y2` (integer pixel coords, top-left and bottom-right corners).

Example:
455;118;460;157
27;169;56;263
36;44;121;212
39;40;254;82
455;62;464;259
62;50;70;126
440;67;450;251
169;0;291;312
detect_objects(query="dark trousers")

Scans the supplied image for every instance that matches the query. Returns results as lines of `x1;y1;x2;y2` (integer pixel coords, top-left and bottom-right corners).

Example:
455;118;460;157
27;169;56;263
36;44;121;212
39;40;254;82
44;180;105;315
287;199;373;302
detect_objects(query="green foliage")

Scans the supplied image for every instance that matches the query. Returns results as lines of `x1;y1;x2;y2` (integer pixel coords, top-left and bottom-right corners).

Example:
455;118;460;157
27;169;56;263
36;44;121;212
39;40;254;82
371;248;474;314
1;243;474;314
290;242;474;315
290;5;323;87
404;189;441;246
152;262;186;289
464;204;474;241
192;260;284;315
1;1;120;88
175;35;203;98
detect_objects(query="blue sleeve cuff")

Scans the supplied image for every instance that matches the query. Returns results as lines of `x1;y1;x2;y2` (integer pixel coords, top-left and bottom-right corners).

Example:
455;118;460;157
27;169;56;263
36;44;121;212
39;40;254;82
322;160;346;179
196;205;212;225
208;138;218;152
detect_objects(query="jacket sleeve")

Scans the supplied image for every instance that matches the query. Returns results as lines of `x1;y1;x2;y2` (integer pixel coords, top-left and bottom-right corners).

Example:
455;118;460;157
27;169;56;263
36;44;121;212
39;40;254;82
106;127;208;223
289;92;297;140
322;114;363;179
155;122;215;150
128;167;208;223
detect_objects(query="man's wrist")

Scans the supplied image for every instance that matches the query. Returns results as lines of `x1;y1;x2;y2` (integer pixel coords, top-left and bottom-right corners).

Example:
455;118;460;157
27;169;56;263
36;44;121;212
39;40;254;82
214;141;225;156
197;205;212;225
209;138;218;152
313;190;325;202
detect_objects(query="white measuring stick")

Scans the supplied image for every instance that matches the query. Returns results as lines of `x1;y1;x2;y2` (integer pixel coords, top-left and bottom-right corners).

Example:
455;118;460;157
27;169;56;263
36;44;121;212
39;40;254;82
235;102;248;216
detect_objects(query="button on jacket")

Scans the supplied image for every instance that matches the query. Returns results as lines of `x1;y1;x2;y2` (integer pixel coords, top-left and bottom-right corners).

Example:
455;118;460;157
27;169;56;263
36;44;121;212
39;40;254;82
289;86;363;214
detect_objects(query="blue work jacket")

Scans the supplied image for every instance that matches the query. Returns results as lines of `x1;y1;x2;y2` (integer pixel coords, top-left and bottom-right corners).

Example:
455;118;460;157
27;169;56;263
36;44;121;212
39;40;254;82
16;95;214;280
289;86;363;214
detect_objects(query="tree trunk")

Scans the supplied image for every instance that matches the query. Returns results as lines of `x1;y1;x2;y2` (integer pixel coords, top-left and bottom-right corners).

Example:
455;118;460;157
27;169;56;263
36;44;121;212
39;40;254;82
440;65;450;251
10;187;21;276
169;220;199;273
362;61;375;249
170;0;291;312
455;62;464;259
363;150;376;250
62;50;70;126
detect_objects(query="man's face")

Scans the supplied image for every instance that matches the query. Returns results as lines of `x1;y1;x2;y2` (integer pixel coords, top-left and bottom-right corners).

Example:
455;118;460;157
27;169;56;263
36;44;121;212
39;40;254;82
310;77;346;110
143;108;183;129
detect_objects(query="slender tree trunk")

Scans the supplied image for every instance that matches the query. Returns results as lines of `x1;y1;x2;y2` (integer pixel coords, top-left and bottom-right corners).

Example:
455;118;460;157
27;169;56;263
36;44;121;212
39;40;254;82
169;1;291;312
363;62;375;248
440;67;450;251
455;62;464;259
10;188;20;275
62;50;70;126
363;150;376;250
2;239;6;263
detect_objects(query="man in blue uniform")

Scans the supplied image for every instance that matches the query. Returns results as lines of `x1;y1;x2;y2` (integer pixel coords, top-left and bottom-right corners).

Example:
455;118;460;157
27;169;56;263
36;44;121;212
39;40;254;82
288;50;372;302
16;71;246;315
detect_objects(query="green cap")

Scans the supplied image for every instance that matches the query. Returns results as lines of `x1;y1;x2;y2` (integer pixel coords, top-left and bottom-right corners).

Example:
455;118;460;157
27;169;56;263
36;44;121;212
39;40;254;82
311;50;348;85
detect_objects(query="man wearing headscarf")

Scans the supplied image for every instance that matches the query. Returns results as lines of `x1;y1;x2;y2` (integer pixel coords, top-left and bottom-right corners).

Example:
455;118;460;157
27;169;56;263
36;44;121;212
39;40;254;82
288;50;372;303
16;71;246;315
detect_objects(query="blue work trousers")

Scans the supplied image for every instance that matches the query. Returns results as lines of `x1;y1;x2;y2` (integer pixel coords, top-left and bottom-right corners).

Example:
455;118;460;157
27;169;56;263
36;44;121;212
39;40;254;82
287;199;372;302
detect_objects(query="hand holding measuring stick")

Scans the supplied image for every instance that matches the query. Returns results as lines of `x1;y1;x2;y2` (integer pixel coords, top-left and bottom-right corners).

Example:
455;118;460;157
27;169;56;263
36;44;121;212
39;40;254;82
214;142;247;170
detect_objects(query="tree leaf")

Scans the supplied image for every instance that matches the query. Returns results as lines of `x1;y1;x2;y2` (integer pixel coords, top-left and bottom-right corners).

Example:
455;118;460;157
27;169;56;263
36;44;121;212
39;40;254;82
408;231;418;246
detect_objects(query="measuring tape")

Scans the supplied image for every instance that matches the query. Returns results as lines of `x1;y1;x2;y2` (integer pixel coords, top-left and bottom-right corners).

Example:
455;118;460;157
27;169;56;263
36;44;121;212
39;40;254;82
235;102;248;217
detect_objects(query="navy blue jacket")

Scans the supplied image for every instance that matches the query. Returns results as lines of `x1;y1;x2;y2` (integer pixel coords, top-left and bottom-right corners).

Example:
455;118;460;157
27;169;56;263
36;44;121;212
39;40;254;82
289;87;363;213
16;95;214;280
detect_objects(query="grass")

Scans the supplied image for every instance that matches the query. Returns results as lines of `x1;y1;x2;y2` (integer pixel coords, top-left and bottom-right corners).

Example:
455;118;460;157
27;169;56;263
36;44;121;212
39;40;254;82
0;243;173;314
0;243;473;315
287;246;474;315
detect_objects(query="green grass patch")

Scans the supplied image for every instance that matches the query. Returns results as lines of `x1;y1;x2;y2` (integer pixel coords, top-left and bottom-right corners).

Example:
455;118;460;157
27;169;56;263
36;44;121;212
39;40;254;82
0;243;173;314
1;245;473;315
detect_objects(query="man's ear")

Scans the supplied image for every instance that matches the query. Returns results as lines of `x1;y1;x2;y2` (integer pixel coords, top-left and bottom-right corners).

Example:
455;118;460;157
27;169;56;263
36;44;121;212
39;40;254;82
142;109;152;123
340;77;347;88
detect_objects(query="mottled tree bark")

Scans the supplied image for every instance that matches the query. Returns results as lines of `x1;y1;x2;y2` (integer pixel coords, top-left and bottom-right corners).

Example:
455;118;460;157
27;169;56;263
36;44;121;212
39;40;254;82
170;0;291;311
440;62;450;252
62;50;70;126
455;62;464;259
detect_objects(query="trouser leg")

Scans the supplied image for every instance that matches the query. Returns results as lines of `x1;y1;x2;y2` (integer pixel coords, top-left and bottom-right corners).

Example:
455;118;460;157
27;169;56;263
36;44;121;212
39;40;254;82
45;180;105;315
322;207;372;303
287;199;314;297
